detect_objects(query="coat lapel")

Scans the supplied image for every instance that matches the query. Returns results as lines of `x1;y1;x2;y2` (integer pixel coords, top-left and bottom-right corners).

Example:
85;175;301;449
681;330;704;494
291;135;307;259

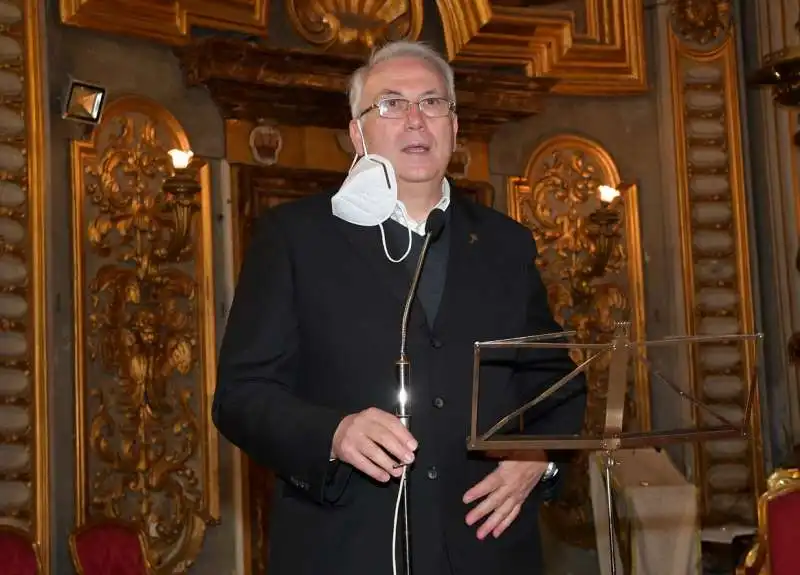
332;218;411;303
433;195;492;338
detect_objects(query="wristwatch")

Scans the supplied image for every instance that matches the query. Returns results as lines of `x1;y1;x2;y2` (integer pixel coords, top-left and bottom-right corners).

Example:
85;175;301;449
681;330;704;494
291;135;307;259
541;461;559;482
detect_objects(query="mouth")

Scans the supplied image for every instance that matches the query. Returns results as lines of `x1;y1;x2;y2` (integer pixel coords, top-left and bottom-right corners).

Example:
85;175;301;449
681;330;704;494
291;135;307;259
401;143;431;154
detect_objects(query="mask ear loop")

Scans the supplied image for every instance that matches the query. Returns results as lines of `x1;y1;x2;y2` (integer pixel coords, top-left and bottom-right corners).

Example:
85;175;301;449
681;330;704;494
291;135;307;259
378;216;412;264
357;119;369;156
358;118;411;263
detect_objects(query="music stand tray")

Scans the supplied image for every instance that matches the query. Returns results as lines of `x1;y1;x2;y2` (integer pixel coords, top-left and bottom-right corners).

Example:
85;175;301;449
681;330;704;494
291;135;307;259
466;321;763;575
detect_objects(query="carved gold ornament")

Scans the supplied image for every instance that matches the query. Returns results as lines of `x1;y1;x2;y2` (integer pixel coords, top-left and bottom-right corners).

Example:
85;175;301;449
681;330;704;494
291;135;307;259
507;135;647;546
60;0;269;44
71;96;219;573
667;22;762;525
0;0;50;571
671;0;732;45
286;0;423;52
442;0;647;95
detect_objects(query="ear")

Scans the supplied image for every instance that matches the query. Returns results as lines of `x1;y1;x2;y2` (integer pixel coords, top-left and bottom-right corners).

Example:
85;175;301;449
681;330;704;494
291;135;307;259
451;115;459;151
349;119;365;156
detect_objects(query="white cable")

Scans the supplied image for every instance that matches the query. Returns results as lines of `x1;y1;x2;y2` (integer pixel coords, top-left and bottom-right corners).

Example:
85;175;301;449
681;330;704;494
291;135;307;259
392;467;407;575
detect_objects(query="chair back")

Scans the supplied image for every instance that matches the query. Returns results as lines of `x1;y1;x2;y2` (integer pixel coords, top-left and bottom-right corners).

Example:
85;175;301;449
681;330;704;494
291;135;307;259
69;517;150;575
764;472;800;575
0;524;41;575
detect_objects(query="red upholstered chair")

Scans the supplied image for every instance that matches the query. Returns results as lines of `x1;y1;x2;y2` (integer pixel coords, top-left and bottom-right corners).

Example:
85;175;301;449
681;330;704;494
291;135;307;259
738;468;800;575
0;524;42;575
69;517;151;575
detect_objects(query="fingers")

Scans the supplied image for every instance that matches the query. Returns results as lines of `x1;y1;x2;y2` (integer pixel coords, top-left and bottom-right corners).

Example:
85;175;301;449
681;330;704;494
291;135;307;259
463;469;501;505
332;408;418;482
465;484;507;528
349;449;393;483
490;502;521;539
369;408;418;451
360;434;406;479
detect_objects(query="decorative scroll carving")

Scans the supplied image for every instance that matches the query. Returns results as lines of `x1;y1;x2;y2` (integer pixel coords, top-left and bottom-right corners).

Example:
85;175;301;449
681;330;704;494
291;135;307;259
286;0;422;53
59;0;268;44
177;37;552;141
71;96;219;573
440;0;647;95
670;0;732;46
668;27;762;525
0;0;50;570
507;135;647;546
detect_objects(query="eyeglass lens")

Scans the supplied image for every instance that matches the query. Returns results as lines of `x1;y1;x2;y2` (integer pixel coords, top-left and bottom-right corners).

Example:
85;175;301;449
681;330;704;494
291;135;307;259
378;97;452;118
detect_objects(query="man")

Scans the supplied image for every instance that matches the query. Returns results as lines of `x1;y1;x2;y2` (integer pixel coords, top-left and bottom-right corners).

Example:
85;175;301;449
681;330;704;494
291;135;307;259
213;41;587;575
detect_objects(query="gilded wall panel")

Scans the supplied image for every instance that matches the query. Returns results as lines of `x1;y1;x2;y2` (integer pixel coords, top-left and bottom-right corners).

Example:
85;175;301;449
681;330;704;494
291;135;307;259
507;135;647;544
0;0;49;570
667;9;762;524
60;0;268;44
71;96;219;572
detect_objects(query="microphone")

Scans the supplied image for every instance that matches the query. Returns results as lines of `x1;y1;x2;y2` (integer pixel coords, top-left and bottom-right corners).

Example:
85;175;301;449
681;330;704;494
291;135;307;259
393;207;445;575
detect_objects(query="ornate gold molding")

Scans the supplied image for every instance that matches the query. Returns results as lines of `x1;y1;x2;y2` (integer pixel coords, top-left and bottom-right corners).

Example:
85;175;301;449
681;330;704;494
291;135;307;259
285;0;423;53
507;134;648;546
670;0;732;46
71;96;220;572
668;26;763;524
440;0;647;94
0;0;50;570
178;37;551;141
59;0;268;44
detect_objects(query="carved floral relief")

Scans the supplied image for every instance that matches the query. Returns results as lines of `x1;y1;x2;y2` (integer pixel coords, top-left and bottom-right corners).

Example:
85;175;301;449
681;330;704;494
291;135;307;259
71;96;219;573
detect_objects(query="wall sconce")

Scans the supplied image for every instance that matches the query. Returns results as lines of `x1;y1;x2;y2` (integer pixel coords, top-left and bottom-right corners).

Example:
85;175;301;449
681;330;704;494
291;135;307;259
162;148;200;260
750;14;800;107
571;184;622;300
61;78;107;124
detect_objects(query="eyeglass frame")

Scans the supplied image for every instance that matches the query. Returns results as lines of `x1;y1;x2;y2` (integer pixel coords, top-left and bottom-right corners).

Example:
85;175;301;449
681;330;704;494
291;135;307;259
356;95;456;120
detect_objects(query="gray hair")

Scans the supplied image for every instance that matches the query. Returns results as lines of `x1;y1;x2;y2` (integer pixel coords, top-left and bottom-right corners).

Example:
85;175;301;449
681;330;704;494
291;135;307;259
347;41;456;119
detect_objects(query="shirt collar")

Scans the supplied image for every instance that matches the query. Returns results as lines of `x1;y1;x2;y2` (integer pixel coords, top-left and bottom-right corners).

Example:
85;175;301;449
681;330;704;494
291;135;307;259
391;179;451;236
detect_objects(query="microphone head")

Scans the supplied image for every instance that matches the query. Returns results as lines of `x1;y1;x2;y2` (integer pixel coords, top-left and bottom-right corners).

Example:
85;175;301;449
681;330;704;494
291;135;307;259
426;208;446;240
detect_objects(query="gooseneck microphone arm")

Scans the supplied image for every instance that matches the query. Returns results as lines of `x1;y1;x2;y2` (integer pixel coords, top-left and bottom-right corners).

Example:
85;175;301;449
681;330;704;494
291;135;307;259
393;208;446;575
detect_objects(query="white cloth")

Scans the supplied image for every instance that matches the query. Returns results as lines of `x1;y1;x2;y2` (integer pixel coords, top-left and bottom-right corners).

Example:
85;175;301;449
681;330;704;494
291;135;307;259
590;448;701;575
390;179;450;236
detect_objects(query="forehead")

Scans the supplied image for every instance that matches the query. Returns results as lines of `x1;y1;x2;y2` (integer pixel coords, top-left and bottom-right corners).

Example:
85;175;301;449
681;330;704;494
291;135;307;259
361;56;447;102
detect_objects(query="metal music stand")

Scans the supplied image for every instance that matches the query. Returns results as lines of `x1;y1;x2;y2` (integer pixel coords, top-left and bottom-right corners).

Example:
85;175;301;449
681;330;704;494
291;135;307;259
466;321;763;575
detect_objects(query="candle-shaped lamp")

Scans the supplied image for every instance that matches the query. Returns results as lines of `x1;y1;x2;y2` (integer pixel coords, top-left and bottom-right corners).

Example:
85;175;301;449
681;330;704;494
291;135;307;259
598;184;620;205
168;148;194;170
162;148;199;258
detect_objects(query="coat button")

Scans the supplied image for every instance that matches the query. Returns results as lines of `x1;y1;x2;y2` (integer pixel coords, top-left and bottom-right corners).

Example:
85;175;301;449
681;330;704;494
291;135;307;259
427;466;438;480
433;397;444;408
430;337;443;349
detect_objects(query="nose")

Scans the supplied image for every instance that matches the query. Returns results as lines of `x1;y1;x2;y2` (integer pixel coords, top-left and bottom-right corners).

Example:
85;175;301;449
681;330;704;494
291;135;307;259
404;104;425;130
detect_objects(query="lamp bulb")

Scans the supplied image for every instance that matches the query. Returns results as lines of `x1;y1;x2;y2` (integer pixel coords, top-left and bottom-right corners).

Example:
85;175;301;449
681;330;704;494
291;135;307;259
168;149;193;170
598;185;620;203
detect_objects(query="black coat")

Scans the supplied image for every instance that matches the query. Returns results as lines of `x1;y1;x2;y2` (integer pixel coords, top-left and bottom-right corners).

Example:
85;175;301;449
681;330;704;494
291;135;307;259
213;188;587;575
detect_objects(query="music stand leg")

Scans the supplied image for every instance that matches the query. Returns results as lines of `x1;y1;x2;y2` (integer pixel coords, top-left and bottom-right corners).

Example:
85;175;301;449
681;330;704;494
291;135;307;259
603;451;619;575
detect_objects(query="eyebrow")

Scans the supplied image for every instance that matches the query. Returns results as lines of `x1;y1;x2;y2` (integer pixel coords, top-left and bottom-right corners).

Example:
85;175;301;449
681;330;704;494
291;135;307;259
376;89;444;99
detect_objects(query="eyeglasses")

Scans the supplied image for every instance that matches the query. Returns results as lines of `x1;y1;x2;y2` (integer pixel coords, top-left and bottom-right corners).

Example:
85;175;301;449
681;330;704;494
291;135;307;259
358;96;455;119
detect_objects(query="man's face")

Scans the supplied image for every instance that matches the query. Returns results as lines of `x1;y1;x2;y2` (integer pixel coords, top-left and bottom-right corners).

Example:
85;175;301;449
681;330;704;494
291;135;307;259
349;56;458;187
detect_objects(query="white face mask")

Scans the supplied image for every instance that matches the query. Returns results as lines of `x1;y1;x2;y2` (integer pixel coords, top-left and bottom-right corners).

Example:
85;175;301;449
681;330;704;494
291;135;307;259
332;120;412;263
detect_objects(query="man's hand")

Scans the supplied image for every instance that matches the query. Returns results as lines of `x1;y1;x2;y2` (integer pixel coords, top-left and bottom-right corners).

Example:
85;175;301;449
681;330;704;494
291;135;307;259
463;460;549;540
331;407;418;483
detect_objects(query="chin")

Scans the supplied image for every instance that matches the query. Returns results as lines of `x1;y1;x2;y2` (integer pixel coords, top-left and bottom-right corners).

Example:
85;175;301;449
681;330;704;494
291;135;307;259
396;164;445;184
